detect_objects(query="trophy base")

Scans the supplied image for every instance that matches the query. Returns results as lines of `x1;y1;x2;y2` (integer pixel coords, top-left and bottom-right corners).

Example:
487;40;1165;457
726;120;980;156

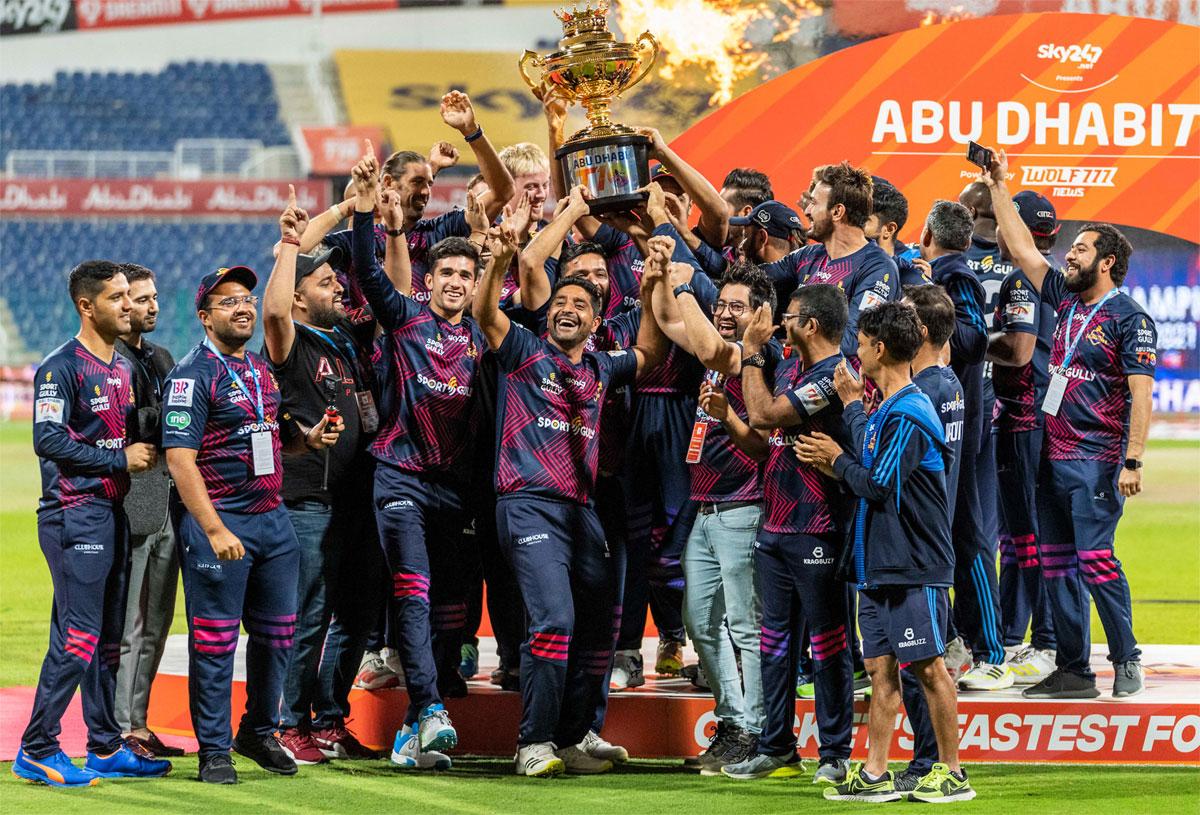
556;134;650;215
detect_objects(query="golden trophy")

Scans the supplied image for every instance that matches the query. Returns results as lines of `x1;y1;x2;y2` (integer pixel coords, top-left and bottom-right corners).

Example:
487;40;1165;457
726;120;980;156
519;1;660;213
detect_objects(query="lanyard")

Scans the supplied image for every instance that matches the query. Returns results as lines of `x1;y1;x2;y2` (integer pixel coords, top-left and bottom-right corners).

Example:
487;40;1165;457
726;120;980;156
204;338;264;422
296;322;365;384
1060;289;1119;369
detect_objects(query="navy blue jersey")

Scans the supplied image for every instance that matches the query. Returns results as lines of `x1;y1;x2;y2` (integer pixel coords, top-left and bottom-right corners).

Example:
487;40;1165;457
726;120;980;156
761;241;898;358
930;253;988;458
762;353;850;535
963;235;1014;318
1040;273;1157;463
912;365;965;513
162;343;283;513
688;340;781;503
347;211;484;480
325;209;468;307
493;324;638;504
589;223;647;318
33;339;135;512
992;267;1057;433
896;254;932;288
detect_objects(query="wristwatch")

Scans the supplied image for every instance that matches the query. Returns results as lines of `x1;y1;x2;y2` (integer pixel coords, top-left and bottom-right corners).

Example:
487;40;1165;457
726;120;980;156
742;352;766;370
1123;458;1143;470
385;227;404;237
673;282;695;298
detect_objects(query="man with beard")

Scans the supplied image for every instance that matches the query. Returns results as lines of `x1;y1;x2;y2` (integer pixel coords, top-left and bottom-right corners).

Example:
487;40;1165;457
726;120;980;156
728;285;855;784
163;265;341;784
113;263;182;759
650;261;779;775
987;191;1060;686
913;200;1009;692
298;92;515;307
16;262;167;788
473;225;667;778
720;168;774;248
348;150;487;768
730;201;806;267
863;180;916;263
983;150;1154;700
263;189;379;765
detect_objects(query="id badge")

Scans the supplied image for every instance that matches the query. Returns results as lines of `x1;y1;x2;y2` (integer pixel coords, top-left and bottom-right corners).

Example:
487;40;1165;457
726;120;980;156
1042;373;1067;416
251;430;275;476
356;390;379;434
685;420;709;464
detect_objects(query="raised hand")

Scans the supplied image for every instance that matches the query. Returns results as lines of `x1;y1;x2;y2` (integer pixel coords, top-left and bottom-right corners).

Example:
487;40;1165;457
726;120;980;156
465;190;490;234
280;184;309;243
742;304;775;352
351;139;379;210
380;189;403;232
505;190;535;240
833;359;864;405
635;126;669;160
980;146;1007;187
441;90;478;137
429;140;460;173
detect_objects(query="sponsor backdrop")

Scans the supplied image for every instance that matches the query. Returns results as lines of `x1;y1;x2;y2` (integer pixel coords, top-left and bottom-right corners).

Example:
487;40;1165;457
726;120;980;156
672;13;1200;411
0;179;330;216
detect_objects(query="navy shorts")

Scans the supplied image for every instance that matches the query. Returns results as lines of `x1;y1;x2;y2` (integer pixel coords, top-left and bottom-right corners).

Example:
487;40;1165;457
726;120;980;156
859;586;949;663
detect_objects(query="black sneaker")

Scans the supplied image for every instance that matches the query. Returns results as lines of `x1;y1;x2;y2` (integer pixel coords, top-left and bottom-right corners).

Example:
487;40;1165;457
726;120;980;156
893;769;924;798
685;720;733;768
1022;668;1100;699
232;730;298;775
701;729;757;776
198;752;238;785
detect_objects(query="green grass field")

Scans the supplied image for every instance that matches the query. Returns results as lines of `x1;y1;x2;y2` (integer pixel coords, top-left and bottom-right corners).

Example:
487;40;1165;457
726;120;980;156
0;421;1196;811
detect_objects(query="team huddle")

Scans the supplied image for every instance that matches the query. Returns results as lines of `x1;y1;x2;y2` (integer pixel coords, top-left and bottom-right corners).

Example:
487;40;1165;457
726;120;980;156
16;90;1156;804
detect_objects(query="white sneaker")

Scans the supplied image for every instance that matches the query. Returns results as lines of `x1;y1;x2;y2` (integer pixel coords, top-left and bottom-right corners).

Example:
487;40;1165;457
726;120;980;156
354;651;401;690
555;745;613;774
390;726;451;770
515;742;565;777
1008;646;1057;686
958;661;1015;691
609;649;644;691
942;637;973;683
382;646;404;676
579;730;629;763
417;703;457;752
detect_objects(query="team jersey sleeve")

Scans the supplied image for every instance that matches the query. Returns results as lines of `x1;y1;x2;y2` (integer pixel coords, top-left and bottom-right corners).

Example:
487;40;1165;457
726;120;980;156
833;413;933;504
590;223;628;257
494;322;543;373
994;271;1038;336
1120;310;1158;378
161;363;211;451
429;209;469;242
760;250;802;311
607;308;642;348
895;254;931;288
841;400;869;450
691;236;729;278
322;229;354;274
33;354;128;474
600;347;639;389
782;365;842;427
351;211;421;331
943;274;989;365
1039;265;1067;308
844;253;898;359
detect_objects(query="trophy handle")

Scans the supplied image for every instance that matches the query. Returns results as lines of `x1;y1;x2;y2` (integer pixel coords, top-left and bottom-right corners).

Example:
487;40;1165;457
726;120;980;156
518;50;545;92
626;32;660;92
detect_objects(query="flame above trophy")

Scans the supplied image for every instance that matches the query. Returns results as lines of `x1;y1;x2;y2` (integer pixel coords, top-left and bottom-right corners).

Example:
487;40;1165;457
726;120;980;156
519;1;660;213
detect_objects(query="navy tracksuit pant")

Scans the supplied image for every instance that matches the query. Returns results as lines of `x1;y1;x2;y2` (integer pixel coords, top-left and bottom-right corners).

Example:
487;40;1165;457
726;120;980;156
462;491;526;674
497;494;618;748
997;428;1057;650
22;501;128;758
952;428;1006;665
373;463;467;725
591;474;627;734
754;532;852;761
618;393;694;649
178;505;298;757
1037;458;1138;679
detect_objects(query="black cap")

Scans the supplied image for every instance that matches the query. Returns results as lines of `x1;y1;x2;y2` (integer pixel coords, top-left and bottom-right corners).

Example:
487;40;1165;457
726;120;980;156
195;266;257;310
1012;191;1059;237
295;246;344;284
729;200;804;239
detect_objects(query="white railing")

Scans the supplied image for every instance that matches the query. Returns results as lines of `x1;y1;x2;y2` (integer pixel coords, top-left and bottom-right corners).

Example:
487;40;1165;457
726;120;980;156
4;139;304;180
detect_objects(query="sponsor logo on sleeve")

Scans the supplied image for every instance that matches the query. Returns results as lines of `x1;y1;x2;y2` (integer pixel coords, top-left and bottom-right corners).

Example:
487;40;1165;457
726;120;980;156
165;410;191;431
795;381;830;415
1006;301;1036;325
167;378;195;407
859;290;886;311
35;397;64;423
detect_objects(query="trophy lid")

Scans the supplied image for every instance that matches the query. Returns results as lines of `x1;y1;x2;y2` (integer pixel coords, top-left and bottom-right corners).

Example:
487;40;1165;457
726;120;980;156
554;2;615;44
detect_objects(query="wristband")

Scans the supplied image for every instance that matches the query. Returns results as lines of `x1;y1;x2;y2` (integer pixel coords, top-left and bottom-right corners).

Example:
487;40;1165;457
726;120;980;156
281;236;301;247
464;126;484;143
673;282;695;298
385;227;404;238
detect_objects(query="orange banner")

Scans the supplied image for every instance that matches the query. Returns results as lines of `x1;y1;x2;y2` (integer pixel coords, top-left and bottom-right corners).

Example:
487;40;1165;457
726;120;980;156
672;13;1200;243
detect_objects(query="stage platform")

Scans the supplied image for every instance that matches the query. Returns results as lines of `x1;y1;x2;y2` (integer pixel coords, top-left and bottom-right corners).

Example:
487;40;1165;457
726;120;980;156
130;637;1200;766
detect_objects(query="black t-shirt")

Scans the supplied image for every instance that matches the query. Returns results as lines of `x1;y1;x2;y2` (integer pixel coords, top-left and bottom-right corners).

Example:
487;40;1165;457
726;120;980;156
269;320;370;504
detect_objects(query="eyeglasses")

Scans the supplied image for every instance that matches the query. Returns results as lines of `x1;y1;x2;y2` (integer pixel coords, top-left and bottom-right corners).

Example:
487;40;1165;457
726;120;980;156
713;300;748;316
209;295;258;309
781;311;812;323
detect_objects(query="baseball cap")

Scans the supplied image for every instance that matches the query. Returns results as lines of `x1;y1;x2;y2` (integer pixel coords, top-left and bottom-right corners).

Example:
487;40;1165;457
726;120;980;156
295;246;344;284
649;163;675;182
1012;191;1059;237
729;200;804;239
195;266;257;310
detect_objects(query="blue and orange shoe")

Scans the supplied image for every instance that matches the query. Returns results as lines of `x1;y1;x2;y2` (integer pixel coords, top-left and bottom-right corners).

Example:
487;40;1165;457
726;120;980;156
12;749;100;788
85;744;172;778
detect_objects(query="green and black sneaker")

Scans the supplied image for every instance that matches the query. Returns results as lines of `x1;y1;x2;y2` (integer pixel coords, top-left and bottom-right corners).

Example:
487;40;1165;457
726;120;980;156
821;763;901;803
909;762;977;803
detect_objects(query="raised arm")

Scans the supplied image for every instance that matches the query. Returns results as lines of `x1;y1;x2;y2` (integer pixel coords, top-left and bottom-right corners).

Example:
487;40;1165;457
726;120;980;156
473;224;519;350
640;127;729;248
982;147;1050;293
379;188;413;296
349;149;408;330
263;185;307;365
738;305;800;430
630;236;670;375
667;260;742;375
295;198;354;254
539;85;569;202
519;186;589;311
441;91;515;222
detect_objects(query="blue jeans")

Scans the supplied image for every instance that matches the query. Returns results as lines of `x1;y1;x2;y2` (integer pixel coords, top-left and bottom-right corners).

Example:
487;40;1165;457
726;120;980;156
682;503;764;734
